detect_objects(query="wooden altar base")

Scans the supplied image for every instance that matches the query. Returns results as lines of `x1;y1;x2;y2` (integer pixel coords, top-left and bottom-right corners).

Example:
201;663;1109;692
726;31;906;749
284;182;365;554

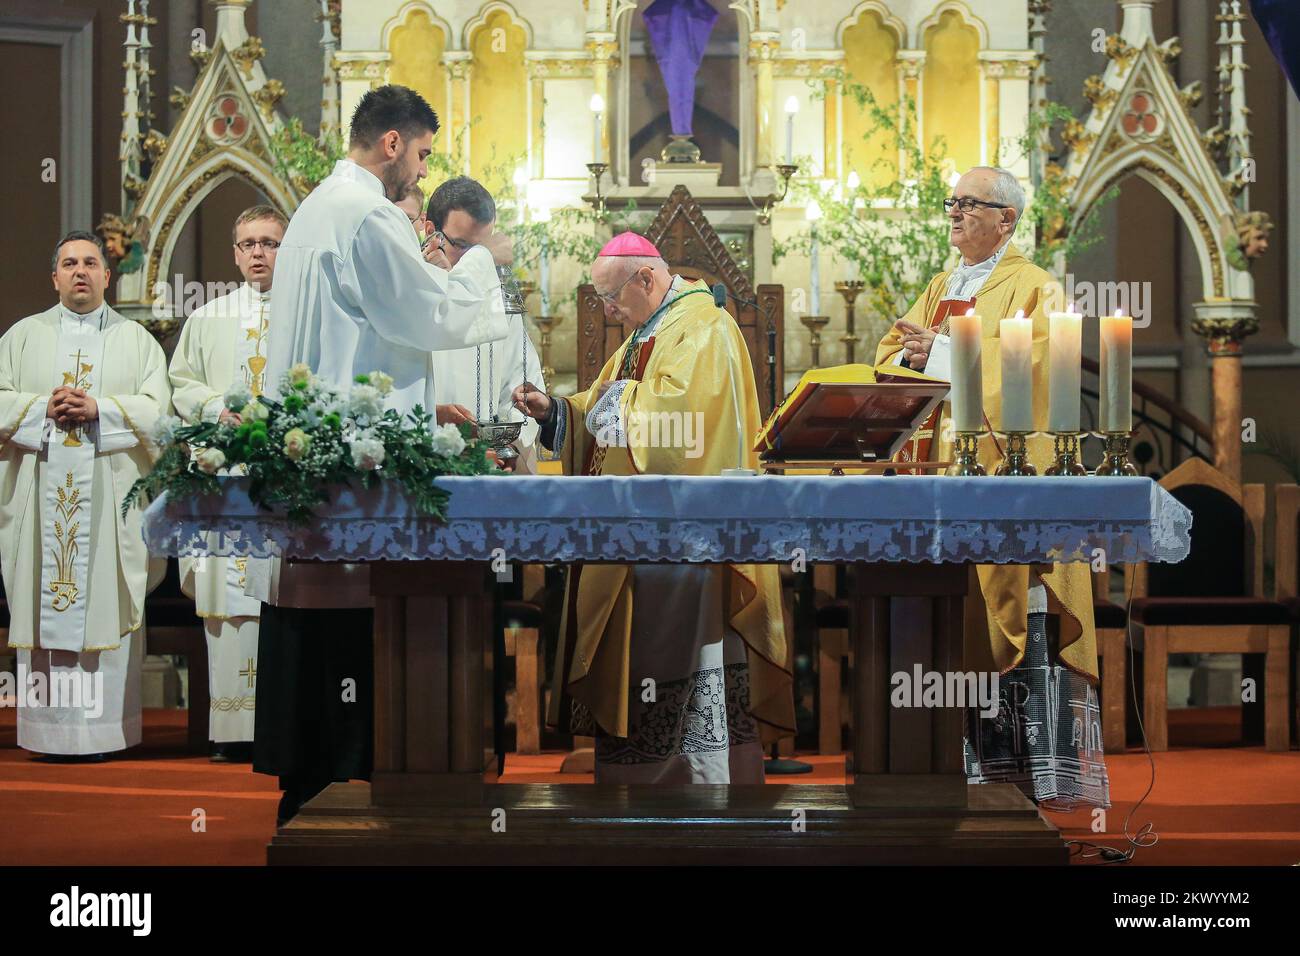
268;781;1066;866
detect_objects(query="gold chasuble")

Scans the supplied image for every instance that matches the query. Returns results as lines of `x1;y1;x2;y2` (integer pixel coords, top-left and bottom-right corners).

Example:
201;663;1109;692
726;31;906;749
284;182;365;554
876;245;1098;681
548;278;795;744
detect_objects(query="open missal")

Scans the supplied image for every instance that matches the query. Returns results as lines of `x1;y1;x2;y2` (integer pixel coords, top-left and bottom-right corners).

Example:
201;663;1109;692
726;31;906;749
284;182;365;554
754;363;950;465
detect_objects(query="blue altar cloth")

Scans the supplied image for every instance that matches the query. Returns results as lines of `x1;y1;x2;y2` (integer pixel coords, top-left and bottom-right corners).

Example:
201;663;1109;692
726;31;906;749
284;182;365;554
142;474;1191;566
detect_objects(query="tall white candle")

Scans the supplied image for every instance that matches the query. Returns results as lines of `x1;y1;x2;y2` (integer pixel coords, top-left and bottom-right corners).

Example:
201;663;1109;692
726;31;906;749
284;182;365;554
1099;310;1133;432
806;198;822;315
1048;308;1082;432
949;310;983;432
784;95;798;164
809;229;820;315
590;93;605;163
539;240;550;315
1000;311;1034;432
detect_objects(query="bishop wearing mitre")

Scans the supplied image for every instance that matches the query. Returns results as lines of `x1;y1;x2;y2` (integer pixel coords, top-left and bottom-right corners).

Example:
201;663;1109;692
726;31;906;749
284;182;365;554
878;166;1105;809
0;231;170;759
513;233;794;784
168;205;287;758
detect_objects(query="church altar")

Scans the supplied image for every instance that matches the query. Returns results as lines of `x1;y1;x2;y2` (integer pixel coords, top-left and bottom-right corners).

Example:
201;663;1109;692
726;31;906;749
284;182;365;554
142;476;1191;865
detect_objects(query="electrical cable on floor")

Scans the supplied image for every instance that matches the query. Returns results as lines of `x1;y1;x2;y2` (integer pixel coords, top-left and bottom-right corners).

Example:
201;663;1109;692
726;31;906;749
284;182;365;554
1064;569;1160;863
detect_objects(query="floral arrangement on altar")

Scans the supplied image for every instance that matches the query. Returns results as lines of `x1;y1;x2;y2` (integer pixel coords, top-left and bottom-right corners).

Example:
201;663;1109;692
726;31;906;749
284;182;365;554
123;364;494;524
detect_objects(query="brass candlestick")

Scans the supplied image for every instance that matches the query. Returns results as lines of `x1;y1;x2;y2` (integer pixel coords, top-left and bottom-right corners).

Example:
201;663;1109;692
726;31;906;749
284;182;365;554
585;162;609;216
835;280;865;365
1045;432;1087;476
532;314;562;383
994;431;1037;476
951;431;986;476
757;163;799;225
1095;431;1138;476
800;314;829;368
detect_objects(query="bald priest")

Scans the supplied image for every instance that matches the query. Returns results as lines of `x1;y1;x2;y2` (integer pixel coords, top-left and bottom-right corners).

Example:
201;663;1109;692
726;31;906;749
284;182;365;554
513;232;795;784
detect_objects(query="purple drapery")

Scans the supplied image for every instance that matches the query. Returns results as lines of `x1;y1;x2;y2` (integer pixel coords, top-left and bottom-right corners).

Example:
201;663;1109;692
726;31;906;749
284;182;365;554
1250;0;1300;99
642;0;719;136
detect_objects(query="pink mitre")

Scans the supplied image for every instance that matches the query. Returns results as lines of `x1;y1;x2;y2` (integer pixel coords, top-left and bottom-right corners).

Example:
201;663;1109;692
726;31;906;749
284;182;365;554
597;231;661;258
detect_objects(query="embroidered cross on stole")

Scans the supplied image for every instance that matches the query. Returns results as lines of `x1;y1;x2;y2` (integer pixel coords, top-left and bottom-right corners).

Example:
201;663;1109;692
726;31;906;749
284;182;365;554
585;336;656;476
237;299;271;397
40;323;105;651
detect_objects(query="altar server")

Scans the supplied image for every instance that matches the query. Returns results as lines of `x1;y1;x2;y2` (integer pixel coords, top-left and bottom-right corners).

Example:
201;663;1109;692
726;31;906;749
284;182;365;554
0;232;169;759
254;85;513;825
877;166;1106;809
513;234;794;783
266;84;512;415
169;205;286;758
424;177;544;472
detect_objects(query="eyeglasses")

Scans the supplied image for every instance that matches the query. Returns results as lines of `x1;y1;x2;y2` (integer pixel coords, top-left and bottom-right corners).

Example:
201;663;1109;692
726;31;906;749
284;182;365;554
434;230;474;252
943;197;1010;214
234;239;281;253
594;268;644;304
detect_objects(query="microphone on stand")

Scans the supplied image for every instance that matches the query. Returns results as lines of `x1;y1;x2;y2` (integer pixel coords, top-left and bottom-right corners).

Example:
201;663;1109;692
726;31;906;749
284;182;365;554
713;283;779;413
714;284;812;776
712;284;757;476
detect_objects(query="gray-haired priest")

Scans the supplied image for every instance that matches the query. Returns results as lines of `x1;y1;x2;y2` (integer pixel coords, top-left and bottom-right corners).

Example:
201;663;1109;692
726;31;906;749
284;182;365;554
0;231;170;760
169;204;288;760
876;166;1105;810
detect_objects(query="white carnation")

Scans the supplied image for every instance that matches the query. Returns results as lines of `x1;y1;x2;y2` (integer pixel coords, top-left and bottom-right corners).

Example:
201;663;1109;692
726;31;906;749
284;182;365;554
430;422;467;458
350;436;386;471
151;414;183;446
223;383;252;411
349;383;384;420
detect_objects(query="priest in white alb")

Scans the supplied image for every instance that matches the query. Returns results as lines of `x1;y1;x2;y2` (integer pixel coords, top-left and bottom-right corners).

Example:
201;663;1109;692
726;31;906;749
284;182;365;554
254;85;513;824
423;176;544;471
168;204;287;758
0;231;170;759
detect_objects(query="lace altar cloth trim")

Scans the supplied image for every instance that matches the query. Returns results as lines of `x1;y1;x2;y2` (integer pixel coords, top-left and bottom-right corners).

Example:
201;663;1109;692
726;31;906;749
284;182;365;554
142;475;1192;565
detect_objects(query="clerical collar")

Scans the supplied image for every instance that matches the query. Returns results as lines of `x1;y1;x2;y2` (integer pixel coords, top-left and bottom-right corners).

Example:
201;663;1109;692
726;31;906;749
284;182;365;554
333;158;384;197
59;302;106;326
945;239;1012;300
244;283;271;303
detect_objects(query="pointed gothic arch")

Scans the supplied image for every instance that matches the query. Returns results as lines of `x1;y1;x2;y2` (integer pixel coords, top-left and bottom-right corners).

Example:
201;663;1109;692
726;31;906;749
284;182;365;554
115;28;302;310
1065;42;1246;302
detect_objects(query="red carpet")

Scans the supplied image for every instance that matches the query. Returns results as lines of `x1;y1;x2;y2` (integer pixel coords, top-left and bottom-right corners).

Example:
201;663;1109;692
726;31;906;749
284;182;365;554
1;706;1296;866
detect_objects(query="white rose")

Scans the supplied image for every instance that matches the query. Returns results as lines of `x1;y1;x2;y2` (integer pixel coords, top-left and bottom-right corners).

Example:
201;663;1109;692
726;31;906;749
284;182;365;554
368;370;394;396
430;422;467;458
195;447;226;474
350;436;386;471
